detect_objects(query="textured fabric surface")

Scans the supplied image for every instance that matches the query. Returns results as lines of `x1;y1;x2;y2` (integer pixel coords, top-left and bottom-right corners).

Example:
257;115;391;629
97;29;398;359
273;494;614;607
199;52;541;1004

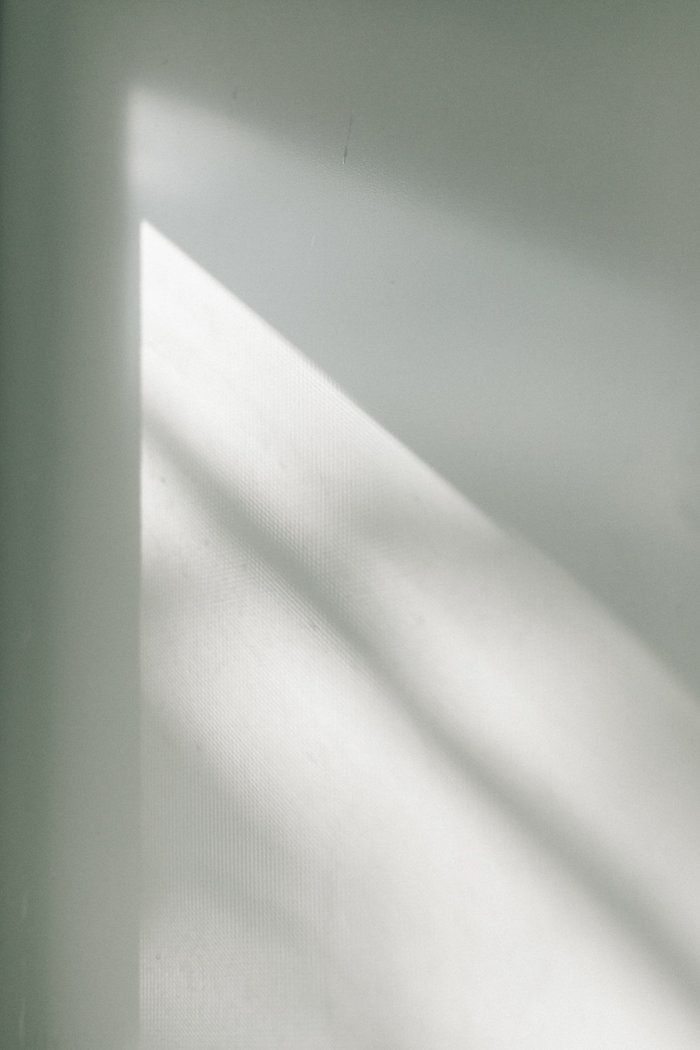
141;224;700;1048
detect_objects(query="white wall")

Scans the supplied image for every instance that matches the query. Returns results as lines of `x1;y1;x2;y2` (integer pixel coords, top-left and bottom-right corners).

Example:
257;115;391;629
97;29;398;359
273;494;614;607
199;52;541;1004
130;0;700;694
1;4;139;1048
2;2;699;1047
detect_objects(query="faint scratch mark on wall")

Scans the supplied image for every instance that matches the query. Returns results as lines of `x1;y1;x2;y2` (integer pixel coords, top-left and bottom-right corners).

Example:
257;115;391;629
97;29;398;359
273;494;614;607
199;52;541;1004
342;114;353;165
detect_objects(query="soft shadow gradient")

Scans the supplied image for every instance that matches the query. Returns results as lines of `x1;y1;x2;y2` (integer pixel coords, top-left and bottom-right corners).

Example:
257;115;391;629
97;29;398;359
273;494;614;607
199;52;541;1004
141;223;700;1049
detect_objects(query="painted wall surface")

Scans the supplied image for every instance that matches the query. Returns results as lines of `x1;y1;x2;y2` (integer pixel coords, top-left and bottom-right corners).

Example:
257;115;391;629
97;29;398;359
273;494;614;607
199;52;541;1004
1;4;139;1049
2;2;700;1047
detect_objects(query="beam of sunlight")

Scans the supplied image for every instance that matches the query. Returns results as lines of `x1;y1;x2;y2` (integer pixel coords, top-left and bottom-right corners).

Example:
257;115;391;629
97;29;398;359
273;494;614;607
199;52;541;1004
141;222;700;1049
129;83;700;700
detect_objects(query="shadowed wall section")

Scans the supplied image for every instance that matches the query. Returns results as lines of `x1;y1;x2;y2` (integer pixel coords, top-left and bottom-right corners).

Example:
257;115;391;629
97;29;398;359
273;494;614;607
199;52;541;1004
141;224;700;1049
1;4;139;1047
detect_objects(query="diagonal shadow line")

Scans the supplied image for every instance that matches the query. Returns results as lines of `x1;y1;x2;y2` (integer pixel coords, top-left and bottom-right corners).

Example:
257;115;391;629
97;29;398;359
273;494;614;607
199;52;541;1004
143;407;700;1016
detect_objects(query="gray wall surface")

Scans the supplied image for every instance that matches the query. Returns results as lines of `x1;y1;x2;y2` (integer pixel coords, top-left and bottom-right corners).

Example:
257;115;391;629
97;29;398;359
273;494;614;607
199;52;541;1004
2;2;699;1047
